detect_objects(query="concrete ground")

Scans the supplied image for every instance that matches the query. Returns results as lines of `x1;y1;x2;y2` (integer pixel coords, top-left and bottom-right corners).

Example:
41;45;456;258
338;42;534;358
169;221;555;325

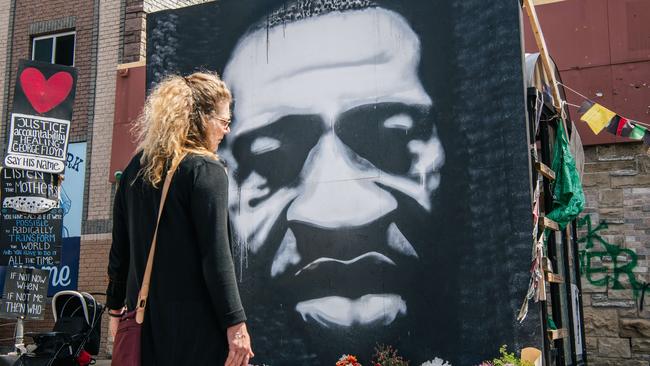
95;360;111;366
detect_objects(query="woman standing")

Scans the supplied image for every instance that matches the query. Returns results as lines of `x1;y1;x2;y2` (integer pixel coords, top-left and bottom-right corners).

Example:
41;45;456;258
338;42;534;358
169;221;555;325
106;72;253;366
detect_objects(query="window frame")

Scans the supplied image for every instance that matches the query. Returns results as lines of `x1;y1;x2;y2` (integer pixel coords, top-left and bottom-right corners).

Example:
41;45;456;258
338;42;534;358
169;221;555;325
31;31;77;66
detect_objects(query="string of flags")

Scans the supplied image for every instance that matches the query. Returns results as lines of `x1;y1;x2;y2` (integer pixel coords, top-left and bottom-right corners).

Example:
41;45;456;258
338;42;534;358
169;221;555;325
578;100;650;146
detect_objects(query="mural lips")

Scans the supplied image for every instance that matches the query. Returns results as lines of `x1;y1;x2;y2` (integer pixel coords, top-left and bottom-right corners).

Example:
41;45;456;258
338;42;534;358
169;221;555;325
296;294;407;327
294;251;396;276
267;217;422;328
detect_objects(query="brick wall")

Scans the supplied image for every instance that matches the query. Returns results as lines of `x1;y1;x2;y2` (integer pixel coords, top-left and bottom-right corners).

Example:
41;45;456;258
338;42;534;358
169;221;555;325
122;0;213;63
83;0;121;234
0;0;120;355
0;0;98;347
144;0;210;12
79;0;123;358
78;235;112;356
2;0;96;145
122;0;145;63
579;142;650;366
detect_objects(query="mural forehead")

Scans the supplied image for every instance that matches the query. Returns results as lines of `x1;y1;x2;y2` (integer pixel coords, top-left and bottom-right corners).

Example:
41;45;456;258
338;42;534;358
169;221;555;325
224;8;428;135
148;0;539;364
260;0;377;28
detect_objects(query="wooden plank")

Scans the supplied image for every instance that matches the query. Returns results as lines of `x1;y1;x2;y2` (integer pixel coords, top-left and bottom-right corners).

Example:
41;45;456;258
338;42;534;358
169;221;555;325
548;328;569;340
535;162;556;180
522;0;570;137
546;272;564;284
117;60;146;70
539;216;560;231
534;0;569;5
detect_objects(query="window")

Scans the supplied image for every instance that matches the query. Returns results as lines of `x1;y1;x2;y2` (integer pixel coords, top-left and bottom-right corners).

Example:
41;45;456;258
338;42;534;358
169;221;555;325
32;31;75;66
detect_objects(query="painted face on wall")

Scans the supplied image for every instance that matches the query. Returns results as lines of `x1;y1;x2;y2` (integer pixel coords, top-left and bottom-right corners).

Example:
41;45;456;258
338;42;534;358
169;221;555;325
222;8;444;329
148;0;539;362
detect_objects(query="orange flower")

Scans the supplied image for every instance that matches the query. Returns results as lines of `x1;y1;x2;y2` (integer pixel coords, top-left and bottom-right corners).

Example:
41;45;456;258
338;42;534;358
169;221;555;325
337;354;362;366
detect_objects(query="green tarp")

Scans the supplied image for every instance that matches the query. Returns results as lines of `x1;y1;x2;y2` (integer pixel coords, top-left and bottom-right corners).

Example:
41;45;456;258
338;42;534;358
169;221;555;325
546;121;585;229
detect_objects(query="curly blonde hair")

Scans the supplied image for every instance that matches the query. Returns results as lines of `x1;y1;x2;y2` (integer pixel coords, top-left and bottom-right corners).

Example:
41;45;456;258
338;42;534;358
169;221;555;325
133;71;231;187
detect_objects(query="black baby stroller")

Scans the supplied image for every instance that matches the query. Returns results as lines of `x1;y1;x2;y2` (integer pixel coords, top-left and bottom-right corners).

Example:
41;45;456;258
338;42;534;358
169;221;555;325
14;291;104;366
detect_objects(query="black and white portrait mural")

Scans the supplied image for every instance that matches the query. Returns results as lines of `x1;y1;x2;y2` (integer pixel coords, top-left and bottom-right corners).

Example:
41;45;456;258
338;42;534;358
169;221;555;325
148;1;542;364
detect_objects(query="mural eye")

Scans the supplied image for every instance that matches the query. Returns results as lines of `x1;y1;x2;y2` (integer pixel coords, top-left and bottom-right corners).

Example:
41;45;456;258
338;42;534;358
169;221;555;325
232;115;324;188
336;103;433;176
251;137;282;155
383;114;413;131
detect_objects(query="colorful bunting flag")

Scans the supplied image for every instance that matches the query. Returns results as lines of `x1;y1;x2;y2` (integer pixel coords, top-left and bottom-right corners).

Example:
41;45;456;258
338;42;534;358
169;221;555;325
575;97;650;148
621;120;635;138
578;100;595;115
580;103;616;134
563;83;650;148
606;115;623;135
629;123;648;140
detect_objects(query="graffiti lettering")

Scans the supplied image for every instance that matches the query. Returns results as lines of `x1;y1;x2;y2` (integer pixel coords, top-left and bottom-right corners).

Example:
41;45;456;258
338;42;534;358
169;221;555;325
577;215;645;298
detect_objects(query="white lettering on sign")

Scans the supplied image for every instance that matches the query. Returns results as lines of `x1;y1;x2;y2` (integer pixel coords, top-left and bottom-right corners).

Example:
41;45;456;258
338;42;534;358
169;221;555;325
5;113;70;174
41;265;71;287
4;154;66;174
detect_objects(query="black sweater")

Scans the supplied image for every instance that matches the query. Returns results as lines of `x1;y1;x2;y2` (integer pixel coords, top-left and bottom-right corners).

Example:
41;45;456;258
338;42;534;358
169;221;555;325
106;152;246;365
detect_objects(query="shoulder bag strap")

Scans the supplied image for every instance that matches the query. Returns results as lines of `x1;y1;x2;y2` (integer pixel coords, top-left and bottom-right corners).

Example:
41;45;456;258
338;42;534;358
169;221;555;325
135;154;185;324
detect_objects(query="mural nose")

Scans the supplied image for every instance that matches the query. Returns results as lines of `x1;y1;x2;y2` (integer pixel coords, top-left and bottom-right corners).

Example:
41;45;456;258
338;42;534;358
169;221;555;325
287;133;397;228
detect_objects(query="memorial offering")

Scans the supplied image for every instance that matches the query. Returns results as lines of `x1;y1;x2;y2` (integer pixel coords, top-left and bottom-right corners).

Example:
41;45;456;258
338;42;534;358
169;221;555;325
0;267;49;320
1;168;60;214
0;208;63;266
3;60;77;174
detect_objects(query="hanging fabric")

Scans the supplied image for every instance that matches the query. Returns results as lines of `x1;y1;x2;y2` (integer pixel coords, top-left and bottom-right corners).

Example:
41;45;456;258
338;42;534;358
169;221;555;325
546;121;585;230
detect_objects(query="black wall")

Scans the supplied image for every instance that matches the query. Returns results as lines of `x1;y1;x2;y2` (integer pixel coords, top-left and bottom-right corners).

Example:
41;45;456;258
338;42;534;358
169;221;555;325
148;1;540;364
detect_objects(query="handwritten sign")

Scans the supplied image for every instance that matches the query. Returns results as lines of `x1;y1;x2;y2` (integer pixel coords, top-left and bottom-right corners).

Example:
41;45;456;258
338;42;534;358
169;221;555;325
0;267;49;320
0;237;80;297
3;60;77;174
4;113;70;173
1;168;60;214
42;237;80;296
0;143;87;297
0;208;63;266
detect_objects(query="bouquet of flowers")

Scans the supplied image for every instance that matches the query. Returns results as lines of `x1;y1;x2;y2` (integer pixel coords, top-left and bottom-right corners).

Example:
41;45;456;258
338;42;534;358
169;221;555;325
371;344;409;366
337;354;362;366
420;358;452;366
476;345;533;366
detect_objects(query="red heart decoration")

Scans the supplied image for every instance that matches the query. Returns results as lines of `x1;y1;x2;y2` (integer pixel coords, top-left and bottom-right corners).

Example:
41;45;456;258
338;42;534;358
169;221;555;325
19;67;73;114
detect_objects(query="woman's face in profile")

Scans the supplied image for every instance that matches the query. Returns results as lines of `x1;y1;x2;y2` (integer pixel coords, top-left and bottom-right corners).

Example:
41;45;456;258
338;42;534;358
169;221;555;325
206;99;232;151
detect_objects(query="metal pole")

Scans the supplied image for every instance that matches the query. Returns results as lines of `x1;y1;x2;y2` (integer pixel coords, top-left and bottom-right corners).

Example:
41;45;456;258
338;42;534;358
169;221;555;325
562;226;577;365
571;220;588;365
14;316;25;353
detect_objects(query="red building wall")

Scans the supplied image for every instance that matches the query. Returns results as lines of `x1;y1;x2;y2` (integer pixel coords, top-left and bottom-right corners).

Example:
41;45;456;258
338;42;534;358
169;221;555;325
523;0;650;146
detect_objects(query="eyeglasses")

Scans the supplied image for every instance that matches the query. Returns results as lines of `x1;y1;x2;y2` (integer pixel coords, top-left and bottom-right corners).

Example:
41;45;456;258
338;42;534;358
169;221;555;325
213;115;231;128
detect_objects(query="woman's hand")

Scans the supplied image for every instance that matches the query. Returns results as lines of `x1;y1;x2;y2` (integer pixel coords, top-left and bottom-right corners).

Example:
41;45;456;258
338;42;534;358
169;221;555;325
108;308;124;339
225;322;254;366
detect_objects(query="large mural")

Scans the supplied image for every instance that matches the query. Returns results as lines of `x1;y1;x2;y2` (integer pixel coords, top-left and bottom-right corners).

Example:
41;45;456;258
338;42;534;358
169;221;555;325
148;1;540;364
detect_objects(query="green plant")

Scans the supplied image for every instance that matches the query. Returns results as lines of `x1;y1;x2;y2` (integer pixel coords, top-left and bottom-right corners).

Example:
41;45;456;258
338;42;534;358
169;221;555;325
486;345;533;366
371;344;409;366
